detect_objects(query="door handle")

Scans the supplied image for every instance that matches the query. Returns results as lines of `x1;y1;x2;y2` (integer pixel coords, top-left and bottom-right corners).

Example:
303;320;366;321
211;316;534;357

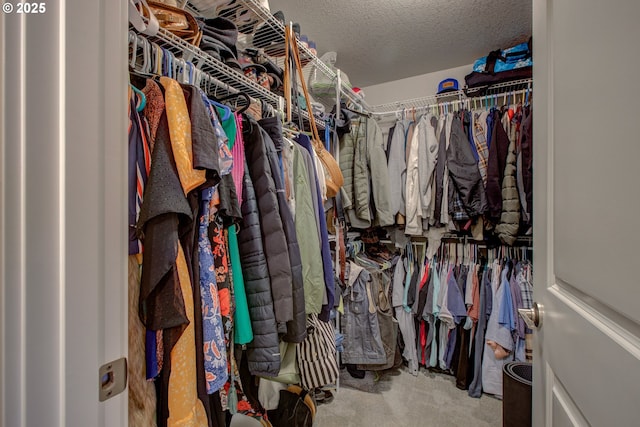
518;302;543;329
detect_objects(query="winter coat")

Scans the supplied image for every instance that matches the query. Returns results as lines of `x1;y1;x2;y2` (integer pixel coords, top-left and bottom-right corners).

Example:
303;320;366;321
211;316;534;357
495;113;521;245
237;162;281;377
341;117;394;228
259;117;307;343
447;114;487;218
485;109;511;223
338;122;357;216
386;119;409;217
243;116;293;328
519;108;533;226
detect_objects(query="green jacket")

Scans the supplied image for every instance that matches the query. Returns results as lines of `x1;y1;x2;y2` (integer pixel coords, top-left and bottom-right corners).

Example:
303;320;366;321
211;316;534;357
292;144;325;314
340;117;394;228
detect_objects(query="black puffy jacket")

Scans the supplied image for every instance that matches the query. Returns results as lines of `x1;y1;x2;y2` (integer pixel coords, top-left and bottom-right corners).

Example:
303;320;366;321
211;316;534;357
260;117;307;343
243;116;293;329
237;162;281;377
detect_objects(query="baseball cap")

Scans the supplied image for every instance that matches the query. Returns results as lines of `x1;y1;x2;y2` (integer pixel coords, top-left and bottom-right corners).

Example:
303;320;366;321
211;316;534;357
437;78;459;94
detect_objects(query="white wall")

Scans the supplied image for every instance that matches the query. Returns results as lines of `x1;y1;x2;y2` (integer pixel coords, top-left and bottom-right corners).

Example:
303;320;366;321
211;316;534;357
362;63;472;106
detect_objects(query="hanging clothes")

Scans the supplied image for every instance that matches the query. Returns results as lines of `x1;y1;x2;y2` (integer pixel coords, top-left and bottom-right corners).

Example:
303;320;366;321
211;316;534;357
482;261;512;397
127;88;157;427
198;187;229;394
236;162;281;377
387;119;410;218
341;117;394;228
342;262;387;365
446;114;487;219
485;109;510;223
243;116;293;329
259;117;307;343
291;141;325;314
295;133;335;321
495;111;521;244
468;265;490;398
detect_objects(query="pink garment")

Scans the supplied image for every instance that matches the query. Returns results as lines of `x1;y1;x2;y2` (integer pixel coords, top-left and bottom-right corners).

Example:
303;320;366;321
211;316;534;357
231;113;245;206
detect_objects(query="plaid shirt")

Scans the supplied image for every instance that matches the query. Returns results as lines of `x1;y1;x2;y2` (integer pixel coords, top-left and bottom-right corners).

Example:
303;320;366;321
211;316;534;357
473;111;490;186
517;262;533;309
449;181;470;221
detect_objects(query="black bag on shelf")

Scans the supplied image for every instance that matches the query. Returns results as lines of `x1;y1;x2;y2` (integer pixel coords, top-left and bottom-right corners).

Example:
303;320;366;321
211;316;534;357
465;67;532;89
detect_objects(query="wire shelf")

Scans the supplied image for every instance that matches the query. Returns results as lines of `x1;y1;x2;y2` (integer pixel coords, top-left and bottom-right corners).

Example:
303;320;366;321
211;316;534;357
130;24;325;130
186;0;368;110
464;78;533;98
370;90;466;115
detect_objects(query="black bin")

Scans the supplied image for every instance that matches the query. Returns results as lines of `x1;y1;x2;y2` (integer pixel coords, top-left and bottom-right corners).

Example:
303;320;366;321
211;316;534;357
503;362;532;427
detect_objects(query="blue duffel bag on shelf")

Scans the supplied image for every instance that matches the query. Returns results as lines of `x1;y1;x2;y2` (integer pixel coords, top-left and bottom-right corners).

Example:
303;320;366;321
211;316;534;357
465;37;532;89
473;39;532;73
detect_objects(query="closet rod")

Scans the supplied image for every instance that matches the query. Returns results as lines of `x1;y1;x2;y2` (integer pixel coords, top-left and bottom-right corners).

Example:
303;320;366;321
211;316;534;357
370;78;533;117
370;90;465;115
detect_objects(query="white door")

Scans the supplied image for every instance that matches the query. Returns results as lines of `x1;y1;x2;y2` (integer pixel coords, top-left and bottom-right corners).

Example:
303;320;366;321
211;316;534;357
532;0;640;425
0;1;128;425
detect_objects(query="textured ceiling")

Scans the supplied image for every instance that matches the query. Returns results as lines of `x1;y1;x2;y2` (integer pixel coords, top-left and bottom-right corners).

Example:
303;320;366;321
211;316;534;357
268;0;532;87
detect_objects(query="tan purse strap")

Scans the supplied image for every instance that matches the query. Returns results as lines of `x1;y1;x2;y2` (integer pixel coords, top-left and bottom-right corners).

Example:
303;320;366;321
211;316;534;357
284;25;291;123
287;26;322;147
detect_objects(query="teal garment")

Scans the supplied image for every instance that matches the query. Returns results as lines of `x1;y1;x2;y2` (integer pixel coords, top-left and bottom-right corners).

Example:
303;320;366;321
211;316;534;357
228;226;253;345
216;106;237;150
292;144;325;314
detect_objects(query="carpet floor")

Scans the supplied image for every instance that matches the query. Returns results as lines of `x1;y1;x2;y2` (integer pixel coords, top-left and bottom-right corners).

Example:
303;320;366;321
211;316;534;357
314;367;502;427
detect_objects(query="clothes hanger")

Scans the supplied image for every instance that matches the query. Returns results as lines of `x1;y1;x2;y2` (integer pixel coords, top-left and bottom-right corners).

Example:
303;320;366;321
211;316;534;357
129;83;147;112
217;92;251;114
129;31;139;69
205;87;233;121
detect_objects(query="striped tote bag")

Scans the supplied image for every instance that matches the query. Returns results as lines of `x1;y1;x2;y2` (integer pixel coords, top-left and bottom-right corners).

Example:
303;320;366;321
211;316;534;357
296;314;339;390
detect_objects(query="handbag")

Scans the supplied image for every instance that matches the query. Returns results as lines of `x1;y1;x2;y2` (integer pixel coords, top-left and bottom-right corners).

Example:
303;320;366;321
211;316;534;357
267;385;315;427
285;27;344;198
145;1;203;46
296;314;339;390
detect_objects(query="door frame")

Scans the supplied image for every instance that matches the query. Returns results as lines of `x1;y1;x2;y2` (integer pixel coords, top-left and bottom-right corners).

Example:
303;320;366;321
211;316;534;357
532;0;551;424
0;0;129;425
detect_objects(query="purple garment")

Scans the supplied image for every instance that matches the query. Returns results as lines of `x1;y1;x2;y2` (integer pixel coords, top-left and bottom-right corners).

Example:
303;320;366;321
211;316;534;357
444;266;467;369
128;94;149;255
510;269;525;339
447;266;468;324
145;329;158;379
444;325;457;370
486;108;495;150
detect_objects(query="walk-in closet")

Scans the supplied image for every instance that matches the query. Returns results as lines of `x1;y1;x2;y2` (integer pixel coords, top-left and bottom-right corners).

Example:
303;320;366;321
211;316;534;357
2;1;640;427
